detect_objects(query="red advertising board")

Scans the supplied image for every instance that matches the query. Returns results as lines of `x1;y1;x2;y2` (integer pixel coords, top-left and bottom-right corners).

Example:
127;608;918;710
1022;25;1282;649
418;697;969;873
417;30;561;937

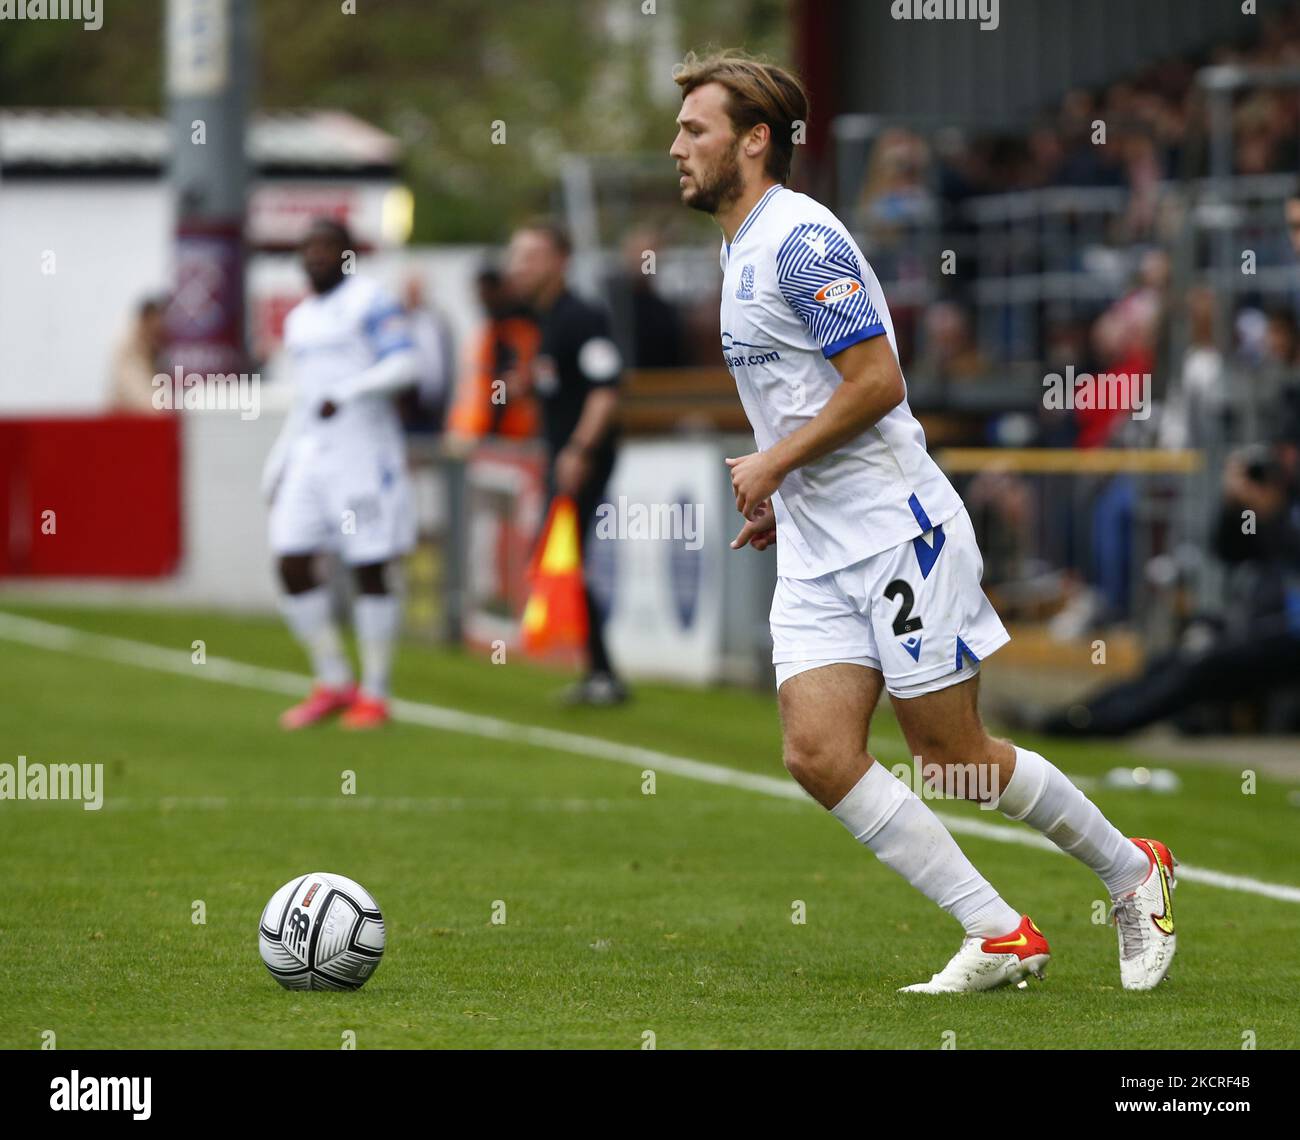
0;416;182;578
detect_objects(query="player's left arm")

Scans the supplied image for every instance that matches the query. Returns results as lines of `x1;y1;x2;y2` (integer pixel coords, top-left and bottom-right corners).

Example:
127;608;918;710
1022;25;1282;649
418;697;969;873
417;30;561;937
726;335;903;515
722;337;904;514
727;223;905;515
327;289;420;410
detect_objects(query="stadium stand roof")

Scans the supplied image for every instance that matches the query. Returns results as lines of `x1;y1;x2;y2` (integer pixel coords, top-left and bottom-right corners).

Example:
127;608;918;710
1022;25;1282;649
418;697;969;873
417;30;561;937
0;109;400;176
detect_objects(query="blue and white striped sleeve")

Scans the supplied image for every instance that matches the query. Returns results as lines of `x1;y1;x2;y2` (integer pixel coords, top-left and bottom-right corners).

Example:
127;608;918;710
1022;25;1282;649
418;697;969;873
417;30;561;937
362;289;416;360
775;223;886;358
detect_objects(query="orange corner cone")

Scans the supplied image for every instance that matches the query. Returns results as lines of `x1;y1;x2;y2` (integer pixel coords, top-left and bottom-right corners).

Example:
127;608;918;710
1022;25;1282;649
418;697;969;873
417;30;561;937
521;495;589;655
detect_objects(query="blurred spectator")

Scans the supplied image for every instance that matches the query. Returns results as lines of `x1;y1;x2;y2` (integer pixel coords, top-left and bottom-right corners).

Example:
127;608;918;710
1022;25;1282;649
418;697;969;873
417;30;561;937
855;127;932;237
915;301;988;389
398;274;456;434
966;470;1037;587
1117;132;1162;242
1287;194;1300;321
604;228;686;369
1234;93;1288;176
1158;286;1225;448
1032;421;1300;736
1063;251;1169;626
1055;89;1110;186
1228;305;1300;443
1287;194;1300;258
108;296;168;412
445;265;540;446
1262;306;1300;399
854;127;933;363
1084;249;1168;448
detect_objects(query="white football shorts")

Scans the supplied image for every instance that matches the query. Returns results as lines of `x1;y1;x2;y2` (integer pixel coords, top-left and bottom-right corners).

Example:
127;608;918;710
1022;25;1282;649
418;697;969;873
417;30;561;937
269;445;415;566
770;506;1009;698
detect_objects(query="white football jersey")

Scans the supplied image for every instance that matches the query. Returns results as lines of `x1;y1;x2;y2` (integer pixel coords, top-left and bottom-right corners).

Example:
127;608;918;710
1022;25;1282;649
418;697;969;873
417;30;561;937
720;184;963;579
280;274;414;461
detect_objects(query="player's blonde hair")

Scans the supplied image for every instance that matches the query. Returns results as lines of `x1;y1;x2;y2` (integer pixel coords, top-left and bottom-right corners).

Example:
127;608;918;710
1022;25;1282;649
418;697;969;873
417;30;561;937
673;49;809;184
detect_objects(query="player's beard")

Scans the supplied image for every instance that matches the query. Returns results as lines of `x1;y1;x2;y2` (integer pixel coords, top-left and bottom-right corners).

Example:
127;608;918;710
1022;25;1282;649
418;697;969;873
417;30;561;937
683;138;744;216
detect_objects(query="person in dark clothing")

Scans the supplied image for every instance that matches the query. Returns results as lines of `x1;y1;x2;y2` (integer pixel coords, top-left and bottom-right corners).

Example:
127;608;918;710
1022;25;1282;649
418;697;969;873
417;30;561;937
1032;428;1300;737
505;219;628;705
605;228;687;369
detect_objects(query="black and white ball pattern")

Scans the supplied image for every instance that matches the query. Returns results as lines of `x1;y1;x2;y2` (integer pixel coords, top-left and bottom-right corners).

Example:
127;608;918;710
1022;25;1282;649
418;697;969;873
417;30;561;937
258;872;386;991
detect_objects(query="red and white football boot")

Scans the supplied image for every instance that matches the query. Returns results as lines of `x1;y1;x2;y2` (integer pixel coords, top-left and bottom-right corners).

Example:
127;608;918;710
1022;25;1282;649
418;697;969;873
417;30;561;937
899;915;1051;994
1112;837;1178;992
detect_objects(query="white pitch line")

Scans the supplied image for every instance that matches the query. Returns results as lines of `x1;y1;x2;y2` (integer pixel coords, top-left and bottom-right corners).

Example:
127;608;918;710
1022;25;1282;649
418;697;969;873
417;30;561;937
2;609;1299;905
9;794;805;816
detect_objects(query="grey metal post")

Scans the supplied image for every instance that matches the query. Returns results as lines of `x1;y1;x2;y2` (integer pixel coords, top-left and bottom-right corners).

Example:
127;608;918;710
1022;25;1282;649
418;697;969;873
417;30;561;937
165;0;252;374
442;449;467;646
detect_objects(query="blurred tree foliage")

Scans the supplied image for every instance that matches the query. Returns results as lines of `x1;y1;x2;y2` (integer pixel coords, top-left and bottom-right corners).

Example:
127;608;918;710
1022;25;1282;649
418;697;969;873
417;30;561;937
0;0;789;242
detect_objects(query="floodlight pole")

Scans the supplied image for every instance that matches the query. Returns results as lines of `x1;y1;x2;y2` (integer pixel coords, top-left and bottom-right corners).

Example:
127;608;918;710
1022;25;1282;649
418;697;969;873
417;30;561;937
164;0;253;376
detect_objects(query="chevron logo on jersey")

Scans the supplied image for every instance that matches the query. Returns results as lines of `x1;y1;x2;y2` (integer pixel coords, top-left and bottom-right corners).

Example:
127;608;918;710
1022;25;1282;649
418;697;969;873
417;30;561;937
803;231;828;259
775;223;883;357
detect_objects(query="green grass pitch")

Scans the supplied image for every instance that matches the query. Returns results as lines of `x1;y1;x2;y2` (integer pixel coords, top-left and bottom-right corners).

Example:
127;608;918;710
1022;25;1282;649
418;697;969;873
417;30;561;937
1;601;1297;1049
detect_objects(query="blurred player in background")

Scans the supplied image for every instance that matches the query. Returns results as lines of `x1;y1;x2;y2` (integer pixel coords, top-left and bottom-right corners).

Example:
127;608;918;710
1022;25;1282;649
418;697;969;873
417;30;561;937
671;51;1177;993
506;220;628;706
262;218;419;730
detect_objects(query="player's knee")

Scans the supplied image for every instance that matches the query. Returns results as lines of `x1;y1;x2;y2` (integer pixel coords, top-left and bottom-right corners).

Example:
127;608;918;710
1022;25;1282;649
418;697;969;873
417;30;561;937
278;554;316;595
782;732;841;784
354;562;388;596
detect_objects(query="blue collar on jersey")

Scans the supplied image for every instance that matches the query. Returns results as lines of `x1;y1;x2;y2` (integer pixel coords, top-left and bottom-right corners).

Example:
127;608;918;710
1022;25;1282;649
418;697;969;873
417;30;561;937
727;183;784;253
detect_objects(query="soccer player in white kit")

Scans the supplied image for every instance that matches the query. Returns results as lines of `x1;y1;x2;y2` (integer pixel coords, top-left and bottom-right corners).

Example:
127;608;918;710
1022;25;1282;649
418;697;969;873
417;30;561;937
263;219;419;730
670;52;1178;992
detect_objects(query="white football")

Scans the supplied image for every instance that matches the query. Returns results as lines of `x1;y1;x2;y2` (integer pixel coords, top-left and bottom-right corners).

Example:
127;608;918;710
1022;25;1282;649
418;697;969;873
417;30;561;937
258;872;386;990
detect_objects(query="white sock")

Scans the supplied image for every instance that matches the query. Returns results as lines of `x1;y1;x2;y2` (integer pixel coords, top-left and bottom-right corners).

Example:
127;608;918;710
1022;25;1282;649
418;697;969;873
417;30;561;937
280;586;352;689
831;762;1022;939
354;594;401;700
996;746;1149;897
